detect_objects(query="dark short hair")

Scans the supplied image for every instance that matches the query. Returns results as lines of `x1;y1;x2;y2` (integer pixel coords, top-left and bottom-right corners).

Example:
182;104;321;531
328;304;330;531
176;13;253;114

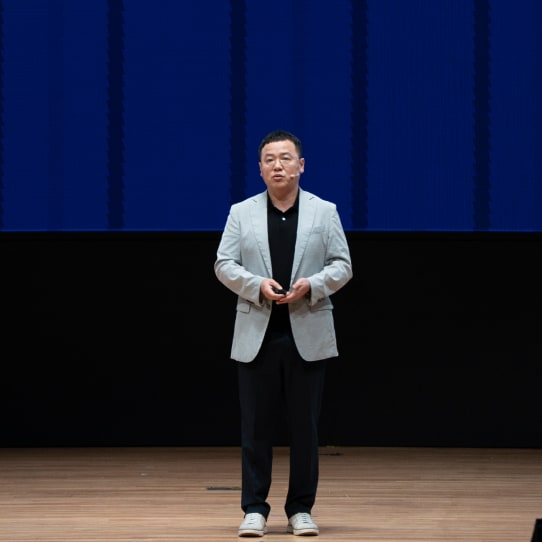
258;130;303;159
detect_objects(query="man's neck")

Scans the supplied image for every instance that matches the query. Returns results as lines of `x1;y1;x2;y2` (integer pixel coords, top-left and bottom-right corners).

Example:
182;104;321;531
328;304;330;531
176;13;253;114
268;188;299;212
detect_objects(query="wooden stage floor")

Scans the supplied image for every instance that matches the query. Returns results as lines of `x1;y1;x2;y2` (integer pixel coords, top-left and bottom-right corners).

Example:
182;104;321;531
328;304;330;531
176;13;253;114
1;446;541;541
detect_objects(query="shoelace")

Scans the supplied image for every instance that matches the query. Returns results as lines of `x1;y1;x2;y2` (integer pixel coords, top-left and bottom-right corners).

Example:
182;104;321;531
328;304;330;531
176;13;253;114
296;513;313;525
244;513;262;525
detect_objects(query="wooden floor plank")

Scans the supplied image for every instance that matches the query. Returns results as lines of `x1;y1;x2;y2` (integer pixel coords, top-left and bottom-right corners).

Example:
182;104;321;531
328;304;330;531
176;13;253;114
1;446;541;541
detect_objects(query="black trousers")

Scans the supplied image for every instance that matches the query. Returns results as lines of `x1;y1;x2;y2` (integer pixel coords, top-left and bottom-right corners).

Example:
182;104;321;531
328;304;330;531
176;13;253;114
237;330;327;519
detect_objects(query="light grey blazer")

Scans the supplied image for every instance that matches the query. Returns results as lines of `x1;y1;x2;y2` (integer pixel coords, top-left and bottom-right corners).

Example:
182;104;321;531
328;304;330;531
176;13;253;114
214;188;353;362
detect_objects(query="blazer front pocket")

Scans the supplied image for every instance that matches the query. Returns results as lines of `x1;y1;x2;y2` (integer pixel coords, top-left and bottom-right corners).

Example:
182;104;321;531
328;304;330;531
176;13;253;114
310;298;334;312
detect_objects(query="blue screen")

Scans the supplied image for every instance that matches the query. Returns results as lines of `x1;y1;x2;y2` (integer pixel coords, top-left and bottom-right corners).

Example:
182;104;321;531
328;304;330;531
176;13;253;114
0;0;540;232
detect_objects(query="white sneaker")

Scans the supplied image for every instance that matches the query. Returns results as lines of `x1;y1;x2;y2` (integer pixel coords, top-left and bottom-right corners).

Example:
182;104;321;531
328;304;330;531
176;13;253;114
287;512;319;536
238;512;267;537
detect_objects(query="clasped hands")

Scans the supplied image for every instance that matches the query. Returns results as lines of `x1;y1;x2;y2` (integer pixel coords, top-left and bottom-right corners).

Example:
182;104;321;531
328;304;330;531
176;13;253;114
261;277;311;304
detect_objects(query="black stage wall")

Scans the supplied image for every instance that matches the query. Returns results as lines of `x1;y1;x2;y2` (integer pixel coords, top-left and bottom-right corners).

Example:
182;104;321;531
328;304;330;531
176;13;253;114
2;232;541;448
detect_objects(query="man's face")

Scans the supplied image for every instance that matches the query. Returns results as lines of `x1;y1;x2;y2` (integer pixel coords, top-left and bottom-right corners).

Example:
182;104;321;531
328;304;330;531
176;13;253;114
259;139;305;191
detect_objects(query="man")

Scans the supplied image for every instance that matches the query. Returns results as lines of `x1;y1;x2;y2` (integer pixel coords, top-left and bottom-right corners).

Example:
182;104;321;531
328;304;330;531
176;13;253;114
214;130;353;537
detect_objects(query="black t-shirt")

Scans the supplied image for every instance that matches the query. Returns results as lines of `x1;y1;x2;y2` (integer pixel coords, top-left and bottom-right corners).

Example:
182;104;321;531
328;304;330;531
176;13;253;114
267;191;299;332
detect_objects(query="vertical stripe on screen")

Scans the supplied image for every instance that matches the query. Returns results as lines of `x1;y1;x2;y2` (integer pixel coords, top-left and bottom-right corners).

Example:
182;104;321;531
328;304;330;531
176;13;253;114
48;0;63;230
350;0;368;229
107;0;125;229
228;0;247;206
473;0;491;230
0;1;3;229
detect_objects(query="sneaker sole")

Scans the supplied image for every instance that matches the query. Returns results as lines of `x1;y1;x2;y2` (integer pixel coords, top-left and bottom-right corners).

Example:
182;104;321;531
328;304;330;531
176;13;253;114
238;528;267;537
286;526;319;536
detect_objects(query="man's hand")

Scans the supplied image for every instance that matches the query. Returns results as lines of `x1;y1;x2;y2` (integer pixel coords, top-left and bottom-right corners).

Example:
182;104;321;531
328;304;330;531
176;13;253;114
275;278;310;304
261;278;310;302
261;279;287;300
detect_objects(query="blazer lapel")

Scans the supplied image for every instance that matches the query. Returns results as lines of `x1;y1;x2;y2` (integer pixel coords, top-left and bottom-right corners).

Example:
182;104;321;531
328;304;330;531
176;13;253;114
250;192;273;276
291;189;316;280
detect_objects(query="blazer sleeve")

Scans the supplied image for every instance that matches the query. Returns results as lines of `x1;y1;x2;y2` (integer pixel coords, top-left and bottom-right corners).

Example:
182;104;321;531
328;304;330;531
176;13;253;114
305;203;353;305
214;202;267;307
